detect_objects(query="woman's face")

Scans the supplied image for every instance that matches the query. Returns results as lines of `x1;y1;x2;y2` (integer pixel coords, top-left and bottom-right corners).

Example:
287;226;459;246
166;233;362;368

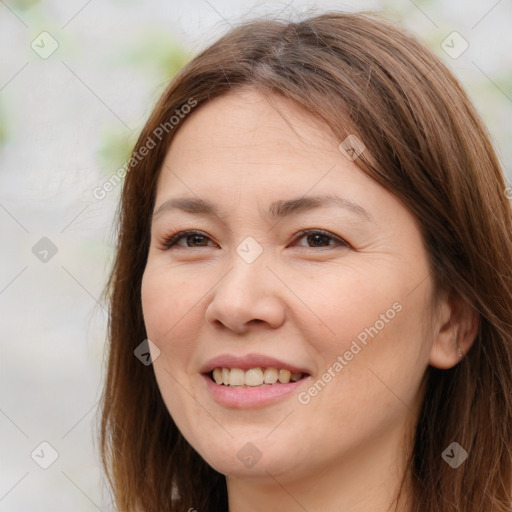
141;88;436;482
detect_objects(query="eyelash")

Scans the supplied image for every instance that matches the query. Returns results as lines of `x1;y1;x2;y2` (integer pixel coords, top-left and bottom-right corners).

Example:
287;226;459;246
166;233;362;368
159;229;349;251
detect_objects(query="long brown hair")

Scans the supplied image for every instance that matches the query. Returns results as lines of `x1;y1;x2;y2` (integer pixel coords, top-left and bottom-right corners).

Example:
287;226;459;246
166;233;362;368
97;11;512;512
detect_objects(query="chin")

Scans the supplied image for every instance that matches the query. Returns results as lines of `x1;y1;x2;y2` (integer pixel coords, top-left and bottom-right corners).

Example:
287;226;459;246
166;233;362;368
191;437;305;479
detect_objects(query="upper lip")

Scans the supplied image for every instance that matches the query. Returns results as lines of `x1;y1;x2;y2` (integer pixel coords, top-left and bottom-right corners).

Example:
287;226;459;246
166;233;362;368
200;353;311;375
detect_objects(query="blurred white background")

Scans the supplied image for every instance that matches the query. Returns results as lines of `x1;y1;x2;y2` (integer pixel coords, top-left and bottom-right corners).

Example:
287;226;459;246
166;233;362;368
1;0;511;510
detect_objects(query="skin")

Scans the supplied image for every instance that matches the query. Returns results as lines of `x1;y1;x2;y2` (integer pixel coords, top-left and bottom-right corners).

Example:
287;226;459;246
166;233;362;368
141;88;478;512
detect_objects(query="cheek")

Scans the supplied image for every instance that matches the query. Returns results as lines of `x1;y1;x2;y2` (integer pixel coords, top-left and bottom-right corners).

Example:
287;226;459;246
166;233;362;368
141;263;192;341
140;265;201;429
140;262;208;394
293;263;428;409
287;261;405;353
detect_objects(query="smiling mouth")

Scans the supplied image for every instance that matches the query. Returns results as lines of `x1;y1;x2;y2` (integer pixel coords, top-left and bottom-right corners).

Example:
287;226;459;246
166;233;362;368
208;367;309;387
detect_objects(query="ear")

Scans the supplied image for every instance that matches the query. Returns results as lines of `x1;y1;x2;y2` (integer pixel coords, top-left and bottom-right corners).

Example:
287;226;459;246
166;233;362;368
429;291;479;369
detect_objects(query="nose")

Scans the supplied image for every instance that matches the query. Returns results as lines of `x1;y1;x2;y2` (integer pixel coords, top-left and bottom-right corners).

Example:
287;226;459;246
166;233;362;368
204;254;286;335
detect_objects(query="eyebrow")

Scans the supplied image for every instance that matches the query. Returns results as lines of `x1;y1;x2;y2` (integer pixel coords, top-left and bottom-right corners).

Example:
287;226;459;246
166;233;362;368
153;195;374;222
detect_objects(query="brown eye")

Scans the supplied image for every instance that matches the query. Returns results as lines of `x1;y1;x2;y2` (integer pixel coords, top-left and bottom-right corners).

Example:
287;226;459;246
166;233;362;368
292;229;348;249
162;231;215;249
161;229;348;251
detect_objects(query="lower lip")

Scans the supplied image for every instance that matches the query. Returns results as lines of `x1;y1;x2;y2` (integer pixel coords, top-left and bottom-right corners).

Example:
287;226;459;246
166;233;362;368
202;374;310;408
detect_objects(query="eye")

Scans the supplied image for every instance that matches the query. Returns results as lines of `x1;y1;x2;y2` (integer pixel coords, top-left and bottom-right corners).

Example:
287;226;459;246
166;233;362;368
291;229;349;249
160;230;216;249
159;229;349;250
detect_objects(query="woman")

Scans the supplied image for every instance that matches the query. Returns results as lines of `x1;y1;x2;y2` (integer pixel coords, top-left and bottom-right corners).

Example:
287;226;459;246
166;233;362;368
98;10;512;512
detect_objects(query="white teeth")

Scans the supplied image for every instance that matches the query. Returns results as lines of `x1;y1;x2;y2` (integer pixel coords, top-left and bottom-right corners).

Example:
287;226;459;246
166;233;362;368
278;369;291;383
211;367;306;387
213;368;223;385
244;368;264;386
264;367;278;384
229;368;245;386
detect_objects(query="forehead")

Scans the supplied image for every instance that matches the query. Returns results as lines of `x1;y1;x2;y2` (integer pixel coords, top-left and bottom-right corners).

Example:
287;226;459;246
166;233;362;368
156;89;369;196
